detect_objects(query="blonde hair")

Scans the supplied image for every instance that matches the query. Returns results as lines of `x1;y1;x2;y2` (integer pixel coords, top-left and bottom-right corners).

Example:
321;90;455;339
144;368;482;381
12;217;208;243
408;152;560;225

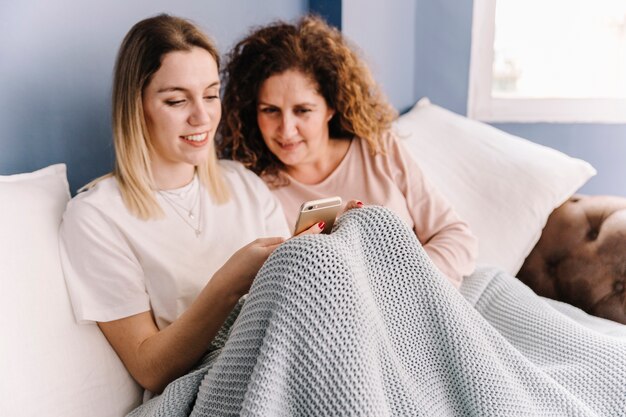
84;14;228;219
219;15;397;183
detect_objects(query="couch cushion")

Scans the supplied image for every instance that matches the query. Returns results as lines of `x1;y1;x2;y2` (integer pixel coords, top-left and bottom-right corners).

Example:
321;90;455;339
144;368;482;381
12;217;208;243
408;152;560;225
519;195;626;324
0;164;142;417
394;98;596;276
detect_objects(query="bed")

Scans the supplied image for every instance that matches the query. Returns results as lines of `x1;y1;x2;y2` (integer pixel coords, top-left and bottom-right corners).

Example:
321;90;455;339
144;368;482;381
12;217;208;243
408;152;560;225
1;98;624;416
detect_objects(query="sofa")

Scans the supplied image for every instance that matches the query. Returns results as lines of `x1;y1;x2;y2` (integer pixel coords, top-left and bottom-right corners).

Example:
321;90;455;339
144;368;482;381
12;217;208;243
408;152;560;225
2;98;623;417
519;194;626;325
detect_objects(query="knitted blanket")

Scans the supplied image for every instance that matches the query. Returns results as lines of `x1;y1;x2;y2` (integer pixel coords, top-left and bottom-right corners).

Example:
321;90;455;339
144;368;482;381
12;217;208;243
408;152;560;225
129;207;626;417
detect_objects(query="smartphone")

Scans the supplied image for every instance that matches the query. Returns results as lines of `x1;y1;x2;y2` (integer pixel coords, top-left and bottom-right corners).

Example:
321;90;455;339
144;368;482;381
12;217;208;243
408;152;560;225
293;196;342;235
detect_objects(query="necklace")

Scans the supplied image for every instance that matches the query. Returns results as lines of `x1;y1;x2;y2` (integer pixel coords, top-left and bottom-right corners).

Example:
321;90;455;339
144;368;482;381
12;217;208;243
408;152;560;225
159;184;200;219
158;179;203;237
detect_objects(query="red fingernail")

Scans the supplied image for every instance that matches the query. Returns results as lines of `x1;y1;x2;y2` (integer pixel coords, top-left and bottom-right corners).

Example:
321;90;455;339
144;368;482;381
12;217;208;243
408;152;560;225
318;221;325;229
356;201;363;207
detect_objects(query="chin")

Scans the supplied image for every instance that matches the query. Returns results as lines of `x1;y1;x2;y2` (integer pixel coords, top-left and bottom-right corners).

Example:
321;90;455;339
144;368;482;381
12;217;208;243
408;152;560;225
191;156;211;166
181;157;206;169
278;157;302;169
189;149;212;164
274;151;302;166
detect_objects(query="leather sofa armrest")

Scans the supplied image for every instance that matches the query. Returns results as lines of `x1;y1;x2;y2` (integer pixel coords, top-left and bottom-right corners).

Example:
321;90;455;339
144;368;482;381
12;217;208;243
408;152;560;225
518;194;626;324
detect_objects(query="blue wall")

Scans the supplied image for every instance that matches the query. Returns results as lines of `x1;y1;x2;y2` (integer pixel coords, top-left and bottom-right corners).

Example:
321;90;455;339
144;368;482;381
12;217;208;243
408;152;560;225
343;0;626;196
0;0;306;193
343;0;417;114
4;0;625;195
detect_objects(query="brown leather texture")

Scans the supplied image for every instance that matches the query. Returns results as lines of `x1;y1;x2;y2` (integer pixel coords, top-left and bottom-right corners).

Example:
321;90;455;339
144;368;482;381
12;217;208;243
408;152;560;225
518;194;626;324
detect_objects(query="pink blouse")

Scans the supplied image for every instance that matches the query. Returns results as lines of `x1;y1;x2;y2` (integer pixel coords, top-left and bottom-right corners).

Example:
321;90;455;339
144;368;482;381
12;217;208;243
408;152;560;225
267;133;478;288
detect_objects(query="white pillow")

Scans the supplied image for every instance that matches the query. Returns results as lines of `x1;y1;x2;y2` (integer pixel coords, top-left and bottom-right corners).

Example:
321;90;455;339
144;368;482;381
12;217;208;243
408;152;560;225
394;98;596;275
0;164;142;417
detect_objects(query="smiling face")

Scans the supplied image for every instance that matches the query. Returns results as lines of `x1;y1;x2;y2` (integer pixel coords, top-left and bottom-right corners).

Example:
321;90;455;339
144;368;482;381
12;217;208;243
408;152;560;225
256;69;335;172
142;47;221;188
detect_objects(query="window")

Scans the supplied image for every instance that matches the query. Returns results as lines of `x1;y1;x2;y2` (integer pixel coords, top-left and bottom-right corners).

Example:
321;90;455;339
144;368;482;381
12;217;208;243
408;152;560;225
468;0;626;123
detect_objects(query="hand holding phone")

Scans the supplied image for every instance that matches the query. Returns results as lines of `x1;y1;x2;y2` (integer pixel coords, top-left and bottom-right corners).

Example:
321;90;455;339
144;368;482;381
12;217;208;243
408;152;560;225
293;196;342;235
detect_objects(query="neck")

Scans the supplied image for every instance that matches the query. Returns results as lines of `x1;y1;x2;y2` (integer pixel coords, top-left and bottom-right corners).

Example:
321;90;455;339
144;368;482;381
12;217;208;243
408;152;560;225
285;138;351;185
152;164;196;190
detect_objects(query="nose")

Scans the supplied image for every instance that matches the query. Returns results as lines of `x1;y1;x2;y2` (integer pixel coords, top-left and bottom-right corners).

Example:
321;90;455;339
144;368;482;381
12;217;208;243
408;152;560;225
188;99;212;126
279;113;297;138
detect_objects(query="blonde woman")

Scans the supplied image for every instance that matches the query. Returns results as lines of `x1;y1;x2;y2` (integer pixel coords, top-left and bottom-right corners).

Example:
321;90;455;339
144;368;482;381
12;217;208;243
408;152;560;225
59;14;325;394
220;16;478;288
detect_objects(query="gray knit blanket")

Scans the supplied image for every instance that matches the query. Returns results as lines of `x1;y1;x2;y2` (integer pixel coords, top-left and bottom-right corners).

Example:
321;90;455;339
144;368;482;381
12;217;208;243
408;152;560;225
129;207;626;417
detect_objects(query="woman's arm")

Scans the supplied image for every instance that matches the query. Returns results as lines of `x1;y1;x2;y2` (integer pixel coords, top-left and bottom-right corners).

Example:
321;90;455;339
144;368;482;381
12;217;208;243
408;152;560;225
392;135;478;287
98;237;284;393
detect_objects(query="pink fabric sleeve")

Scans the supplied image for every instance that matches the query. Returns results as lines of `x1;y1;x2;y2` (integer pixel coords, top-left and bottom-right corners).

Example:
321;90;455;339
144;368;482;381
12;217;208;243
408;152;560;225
389;134;478;287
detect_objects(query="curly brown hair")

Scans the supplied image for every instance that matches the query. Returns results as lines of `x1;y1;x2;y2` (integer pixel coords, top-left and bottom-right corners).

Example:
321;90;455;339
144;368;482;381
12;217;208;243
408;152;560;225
218;15;397;182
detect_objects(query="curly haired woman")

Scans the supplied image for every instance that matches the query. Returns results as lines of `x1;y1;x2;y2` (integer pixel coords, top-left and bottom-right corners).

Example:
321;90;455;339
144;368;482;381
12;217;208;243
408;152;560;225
219;15;477;288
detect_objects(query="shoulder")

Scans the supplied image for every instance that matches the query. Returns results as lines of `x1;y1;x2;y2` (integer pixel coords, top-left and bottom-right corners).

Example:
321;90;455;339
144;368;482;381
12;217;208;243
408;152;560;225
219;159;268;189
63;177;124;227
381;130;402;150
361;130;426;183
217;160;288;235
68;176;121;210
378;130;414;162
219;160;273;204
218;159;249;175
355;131;404;162
356;130;399;153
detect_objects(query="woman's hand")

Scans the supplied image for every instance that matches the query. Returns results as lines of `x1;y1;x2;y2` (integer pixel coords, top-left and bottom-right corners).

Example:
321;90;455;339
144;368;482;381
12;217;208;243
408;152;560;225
215;199;366;299
342;199;364;214
297;199;364;235
295;221;327;236
213;237;285;300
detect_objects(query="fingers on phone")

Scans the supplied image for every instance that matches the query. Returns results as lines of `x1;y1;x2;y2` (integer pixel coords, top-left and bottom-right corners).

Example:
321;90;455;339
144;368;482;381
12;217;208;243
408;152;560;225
297;221;325;236
342;199;364;213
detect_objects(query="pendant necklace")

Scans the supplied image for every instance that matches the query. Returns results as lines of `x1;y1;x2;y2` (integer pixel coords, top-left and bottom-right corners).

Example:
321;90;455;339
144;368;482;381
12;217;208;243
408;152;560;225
158;179;203;237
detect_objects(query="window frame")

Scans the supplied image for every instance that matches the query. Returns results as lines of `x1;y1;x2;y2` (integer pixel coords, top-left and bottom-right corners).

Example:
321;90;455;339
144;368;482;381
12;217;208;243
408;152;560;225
467;0;626;123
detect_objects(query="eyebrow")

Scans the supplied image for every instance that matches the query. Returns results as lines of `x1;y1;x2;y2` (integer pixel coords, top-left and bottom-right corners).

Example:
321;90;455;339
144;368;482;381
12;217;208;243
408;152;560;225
157;81;220;93
257;101;318;107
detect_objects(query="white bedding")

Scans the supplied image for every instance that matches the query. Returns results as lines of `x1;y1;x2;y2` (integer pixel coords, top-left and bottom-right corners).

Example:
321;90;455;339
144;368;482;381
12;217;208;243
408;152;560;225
543;297;626;339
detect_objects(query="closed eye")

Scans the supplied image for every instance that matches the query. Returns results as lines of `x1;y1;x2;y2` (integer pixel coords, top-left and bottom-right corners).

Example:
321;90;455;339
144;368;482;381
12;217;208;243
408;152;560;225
165;99;186;106
260;107;279;114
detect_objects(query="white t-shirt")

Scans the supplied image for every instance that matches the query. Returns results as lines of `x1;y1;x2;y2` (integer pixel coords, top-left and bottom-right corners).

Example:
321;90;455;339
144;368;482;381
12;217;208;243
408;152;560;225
60;160;289;329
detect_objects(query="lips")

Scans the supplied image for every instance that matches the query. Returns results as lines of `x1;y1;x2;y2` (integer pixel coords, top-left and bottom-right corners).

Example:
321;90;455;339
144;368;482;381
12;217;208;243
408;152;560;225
276;140;302;151
180;132;209;146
